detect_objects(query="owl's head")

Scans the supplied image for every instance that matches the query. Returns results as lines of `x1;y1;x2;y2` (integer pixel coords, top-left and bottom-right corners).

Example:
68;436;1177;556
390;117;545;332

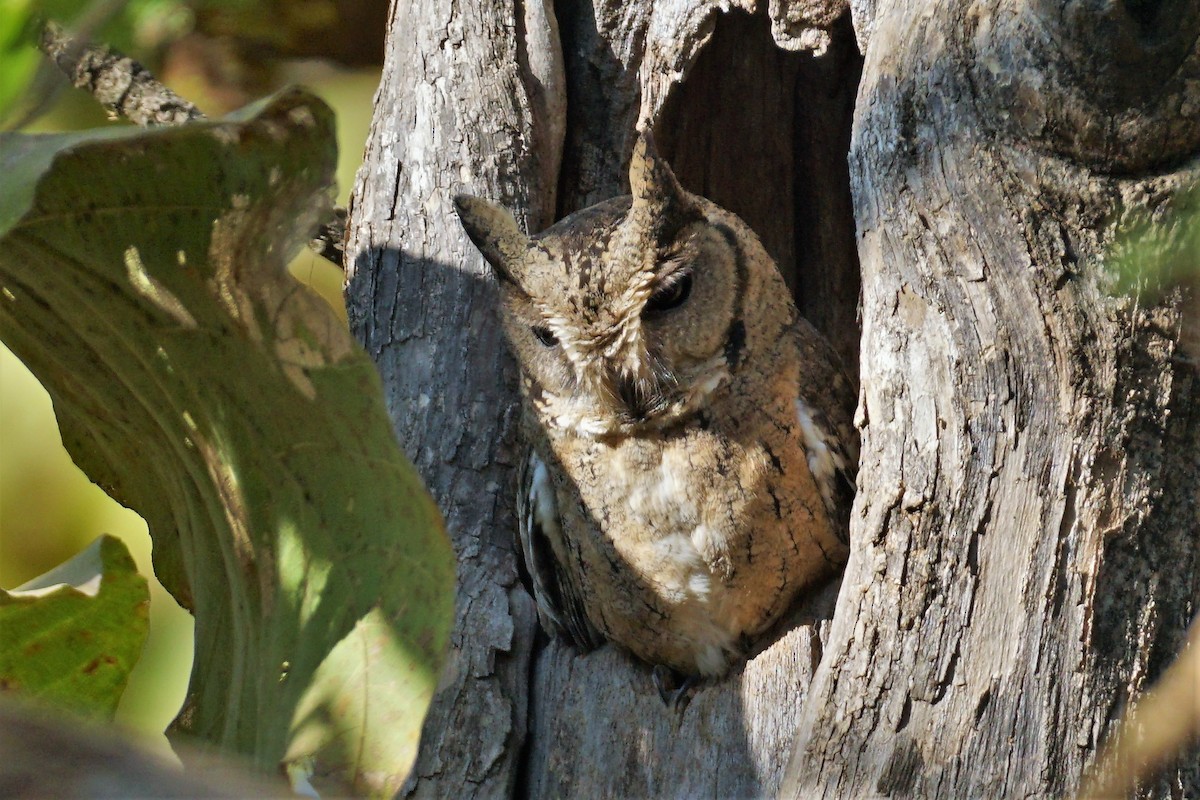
455;132;789;437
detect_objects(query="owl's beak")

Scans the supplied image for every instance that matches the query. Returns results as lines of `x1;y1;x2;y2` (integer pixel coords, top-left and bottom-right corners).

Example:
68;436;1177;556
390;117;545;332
615;373;651;422
608;366;675;426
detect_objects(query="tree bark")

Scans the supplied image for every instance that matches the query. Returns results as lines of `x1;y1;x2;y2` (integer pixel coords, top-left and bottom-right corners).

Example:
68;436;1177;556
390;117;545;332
783;1;1200;797
347;0;1200;796
344;2;564;795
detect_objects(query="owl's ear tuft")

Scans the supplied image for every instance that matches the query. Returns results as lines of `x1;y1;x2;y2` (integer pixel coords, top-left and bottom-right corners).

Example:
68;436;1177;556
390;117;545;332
454;194;530;284
628;130;685;212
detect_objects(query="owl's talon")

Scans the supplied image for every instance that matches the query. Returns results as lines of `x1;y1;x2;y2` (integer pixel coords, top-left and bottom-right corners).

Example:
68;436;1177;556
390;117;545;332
652;664;674;705
671;676;698;711
652;665;697;711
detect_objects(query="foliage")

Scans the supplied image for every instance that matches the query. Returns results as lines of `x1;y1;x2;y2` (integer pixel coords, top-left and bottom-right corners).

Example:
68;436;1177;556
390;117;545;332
0;1;386;127
1109;186;1200;298
0;1;42;122
0;535;149;718
0;88;455;793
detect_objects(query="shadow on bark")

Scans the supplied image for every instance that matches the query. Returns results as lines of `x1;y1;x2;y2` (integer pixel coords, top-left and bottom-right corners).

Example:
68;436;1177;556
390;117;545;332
655;11;863;371
1089;334;1200;793
347;4;866;795
348;231;844;797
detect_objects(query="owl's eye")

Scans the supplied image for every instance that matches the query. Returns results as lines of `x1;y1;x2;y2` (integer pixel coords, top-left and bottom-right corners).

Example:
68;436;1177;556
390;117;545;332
644;271;693;316
531;325;558;347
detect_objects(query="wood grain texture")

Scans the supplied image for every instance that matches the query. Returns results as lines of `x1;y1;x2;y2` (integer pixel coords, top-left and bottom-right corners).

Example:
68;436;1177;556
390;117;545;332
343;1;563;795
346;0;1199;796
526;583;838;799
344;1;856;796
783;1;1200;796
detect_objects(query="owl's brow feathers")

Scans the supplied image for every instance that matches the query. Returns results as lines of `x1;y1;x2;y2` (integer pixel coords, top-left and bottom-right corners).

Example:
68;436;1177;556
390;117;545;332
531;232;702;372
649;232;700;287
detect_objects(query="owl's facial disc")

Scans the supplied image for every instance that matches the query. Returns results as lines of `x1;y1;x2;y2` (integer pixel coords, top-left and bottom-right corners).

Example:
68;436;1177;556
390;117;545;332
507;229;736;437
473;138;744;438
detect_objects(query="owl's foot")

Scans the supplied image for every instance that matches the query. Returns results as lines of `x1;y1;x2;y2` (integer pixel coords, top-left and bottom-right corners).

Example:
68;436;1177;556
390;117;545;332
652;665;698;711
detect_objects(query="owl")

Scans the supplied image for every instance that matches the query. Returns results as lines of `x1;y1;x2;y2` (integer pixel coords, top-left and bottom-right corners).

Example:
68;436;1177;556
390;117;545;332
455;132;856;679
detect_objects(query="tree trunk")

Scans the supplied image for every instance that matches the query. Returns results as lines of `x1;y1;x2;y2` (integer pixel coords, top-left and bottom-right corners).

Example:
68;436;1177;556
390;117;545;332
343;2;563;794
783;2;1200;796
346;0;1200;796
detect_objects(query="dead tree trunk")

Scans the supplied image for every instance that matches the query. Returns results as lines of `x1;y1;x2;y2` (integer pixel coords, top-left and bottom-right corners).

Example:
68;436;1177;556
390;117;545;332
783;2;1200;797
346;0;1199;796
342;2;565;795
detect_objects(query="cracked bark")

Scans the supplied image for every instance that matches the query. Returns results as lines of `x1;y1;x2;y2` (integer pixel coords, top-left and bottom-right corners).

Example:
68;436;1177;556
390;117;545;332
347;0;1198;796
343;2;555;796
783;1;1200;797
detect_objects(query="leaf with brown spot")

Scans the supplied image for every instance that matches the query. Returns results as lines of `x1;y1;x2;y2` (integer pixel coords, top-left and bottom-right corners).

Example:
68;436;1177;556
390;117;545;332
0;536;149;718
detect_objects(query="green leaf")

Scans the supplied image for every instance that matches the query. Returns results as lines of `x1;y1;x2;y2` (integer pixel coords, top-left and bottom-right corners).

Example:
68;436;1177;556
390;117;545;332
0;0;39;125
0;535;149;718
0;89;455;794
1107;185;1200;298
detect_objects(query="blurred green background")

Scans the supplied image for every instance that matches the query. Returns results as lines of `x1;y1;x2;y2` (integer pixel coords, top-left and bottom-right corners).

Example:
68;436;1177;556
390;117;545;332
0;0;383;748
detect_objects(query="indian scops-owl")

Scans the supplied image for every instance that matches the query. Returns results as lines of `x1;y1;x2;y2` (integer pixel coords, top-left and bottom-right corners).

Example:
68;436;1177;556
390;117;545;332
455;132;856;678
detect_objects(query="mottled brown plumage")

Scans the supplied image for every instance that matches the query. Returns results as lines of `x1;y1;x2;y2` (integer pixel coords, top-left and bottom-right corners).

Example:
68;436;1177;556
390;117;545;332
455;133;856;677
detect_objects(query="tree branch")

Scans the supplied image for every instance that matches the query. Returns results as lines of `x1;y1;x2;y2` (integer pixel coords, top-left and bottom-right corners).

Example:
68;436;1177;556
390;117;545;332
39;21;202;127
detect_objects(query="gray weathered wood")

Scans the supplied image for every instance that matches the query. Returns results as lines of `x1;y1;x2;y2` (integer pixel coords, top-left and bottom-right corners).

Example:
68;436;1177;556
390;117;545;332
525;583;839;799
783;1;1200;796
348;2;853;796
343;1;563;795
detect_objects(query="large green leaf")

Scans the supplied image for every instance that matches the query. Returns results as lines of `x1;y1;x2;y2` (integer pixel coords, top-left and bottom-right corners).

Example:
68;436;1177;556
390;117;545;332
0;535;149;718
0;89;455;795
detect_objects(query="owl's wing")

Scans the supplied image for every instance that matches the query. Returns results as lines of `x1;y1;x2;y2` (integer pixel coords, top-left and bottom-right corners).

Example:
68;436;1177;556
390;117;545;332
517;451;605;651
792;318;859;539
